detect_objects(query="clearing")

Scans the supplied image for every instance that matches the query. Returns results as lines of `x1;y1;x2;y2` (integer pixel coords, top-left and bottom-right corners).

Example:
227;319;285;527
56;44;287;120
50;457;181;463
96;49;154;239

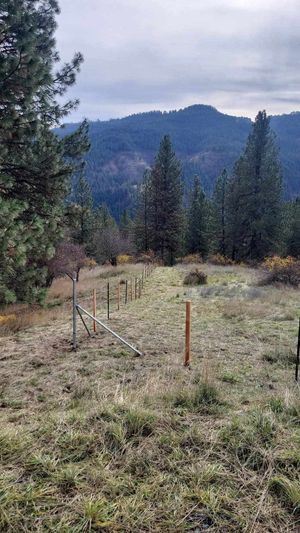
0;263;299;532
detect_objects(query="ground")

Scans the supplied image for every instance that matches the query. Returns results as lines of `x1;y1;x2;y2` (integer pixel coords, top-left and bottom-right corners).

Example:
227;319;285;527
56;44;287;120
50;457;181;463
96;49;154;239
0;263;299;532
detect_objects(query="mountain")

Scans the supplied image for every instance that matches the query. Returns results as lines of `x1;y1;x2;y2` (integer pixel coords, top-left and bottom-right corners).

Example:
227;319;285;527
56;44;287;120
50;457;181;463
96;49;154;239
60;105;300;218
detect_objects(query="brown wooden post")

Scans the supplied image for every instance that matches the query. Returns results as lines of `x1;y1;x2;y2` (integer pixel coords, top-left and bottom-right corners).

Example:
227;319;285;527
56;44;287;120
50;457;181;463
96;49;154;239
130;279;133;301
125;280;128;304
93;289;97;333
184;301;191;367
135;278;137;299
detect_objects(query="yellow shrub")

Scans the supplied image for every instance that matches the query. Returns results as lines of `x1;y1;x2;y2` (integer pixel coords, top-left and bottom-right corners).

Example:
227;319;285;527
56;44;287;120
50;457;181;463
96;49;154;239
209;254;234;266
117;254;132;264
181;254;203;264
0;314;16;324
83;258;97;270
263;256;296;271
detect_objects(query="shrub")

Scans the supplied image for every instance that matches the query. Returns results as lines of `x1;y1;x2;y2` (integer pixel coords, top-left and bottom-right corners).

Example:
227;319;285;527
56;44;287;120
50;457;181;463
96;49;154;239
184;269;207;286
208;254;234;266
117;254;133;265
181;254;203;264
136;250;155;263
0;314;16;325
83;258;97;270
262;256;296;271
261;261;300;287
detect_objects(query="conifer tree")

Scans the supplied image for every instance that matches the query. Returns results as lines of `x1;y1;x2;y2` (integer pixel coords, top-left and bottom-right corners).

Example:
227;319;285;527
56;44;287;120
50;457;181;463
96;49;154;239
96;204;116;229
73;175;94;250
0;0;89;303
212;169;229;255
120;209;133;240
148;136;183;265
227;111;282;260
186;176;208;257
287;198;300;257
134;170;151;252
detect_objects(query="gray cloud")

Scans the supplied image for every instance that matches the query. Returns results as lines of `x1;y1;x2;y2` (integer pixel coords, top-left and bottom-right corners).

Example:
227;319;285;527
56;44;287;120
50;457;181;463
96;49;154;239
56;0;300;121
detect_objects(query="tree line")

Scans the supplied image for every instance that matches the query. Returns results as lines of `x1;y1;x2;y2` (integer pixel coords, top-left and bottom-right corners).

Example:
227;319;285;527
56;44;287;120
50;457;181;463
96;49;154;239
134;112;299;265
0;1;299;306
68;111;299;269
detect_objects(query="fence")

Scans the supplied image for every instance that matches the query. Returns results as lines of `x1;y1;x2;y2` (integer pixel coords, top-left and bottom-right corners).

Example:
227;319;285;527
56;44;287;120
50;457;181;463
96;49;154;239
71;263;155;356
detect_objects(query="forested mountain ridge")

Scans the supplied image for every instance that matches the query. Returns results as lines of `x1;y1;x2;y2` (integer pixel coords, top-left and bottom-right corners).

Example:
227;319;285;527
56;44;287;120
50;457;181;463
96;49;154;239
59;105;300;217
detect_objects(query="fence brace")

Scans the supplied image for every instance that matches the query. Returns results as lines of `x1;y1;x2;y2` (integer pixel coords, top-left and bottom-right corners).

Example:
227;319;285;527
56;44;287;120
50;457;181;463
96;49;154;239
76;304;143;357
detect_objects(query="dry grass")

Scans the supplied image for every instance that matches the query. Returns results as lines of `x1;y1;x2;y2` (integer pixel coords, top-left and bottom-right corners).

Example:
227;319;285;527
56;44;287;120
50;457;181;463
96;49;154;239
0;264;145;336
0;263;299;531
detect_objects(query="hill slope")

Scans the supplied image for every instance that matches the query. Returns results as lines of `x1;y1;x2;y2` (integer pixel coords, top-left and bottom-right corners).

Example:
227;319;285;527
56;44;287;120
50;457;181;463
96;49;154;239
61;105;300;218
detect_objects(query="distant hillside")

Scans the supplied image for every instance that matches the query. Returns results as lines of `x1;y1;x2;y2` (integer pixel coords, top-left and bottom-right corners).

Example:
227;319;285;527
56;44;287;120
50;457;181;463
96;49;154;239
60;105;300;218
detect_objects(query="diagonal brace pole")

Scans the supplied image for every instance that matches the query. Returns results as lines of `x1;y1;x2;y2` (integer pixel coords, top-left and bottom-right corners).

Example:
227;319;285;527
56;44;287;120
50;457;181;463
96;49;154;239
77;307;91;337
76;304;143;357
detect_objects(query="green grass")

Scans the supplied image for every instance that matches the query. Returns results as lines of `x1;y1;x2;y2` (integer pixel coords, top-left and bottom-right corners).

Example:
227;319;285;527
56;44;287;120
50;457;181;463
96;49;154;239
0;263;299;531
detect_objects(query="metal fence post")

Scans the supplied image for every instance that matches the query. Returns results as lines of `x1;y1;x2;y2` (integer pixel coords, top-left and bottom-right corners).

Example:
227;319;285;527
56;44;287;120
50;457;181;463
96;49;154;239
107;282;110;320
72;272;77;351
296;318;300;382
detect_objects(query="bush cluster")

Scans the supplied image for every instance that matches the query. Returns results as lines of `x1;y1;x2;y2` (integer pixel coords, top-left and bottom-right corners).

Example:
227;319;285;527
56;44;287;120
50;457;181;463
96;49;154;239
262;262;300;287
184;269;207;286
262;256;296;271
208;254;235;266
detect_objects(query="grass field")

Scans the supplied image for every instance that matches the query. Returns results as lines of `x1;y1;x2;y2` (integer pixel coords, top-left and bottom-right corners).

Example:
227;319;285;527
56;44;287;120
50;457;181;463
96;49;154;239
0;263;299;532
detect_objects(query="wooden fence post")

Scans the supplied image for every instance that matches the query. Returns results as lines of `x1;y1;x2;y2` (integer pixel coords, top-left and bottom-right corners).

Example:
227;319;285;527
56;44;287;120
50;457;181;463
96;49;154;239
130;279;133;301
93;289;97;333
125;280;128;304
135;278;137;299
184;301;191;367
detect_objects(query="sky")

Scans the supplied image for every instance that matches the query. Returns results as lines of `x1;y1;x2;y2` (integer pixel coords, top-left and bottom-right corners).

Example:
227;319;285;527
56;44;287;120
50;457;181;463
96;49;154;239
56;0;300;122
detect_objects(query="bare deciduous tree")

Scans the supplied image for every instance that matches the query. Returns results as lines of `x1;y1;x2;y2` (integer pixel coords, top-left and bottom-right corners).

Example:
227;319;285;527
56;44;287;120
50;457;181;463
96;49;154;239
47;242;86;284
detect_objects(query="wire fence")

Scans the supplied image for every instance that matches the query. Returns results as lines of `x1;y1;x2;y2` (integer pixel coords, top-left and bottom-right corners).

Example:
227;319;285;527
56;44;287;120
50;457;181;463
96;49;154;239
76;263;156;323
72;263;156;354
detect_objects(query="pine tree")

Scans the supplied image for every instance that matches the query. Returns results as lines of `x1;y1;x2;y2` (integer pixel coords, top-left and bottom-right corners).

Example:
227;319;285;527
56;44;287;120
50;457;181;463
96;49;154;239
212;169;229;255
73;175;94;249
186;176;208;257
134;170;151;252
287;198;300;257
148;136;183;265
120;209;133;240
227;111;282;261
0;0;89;303
96;204;116;229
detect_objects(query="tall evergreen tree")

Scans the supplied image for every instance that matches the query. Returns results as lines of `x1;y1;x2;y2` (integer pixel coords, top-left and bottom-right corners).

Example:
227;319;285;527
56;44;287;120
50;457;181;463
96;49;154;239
148;136;183;265
287;198;300;257
0;0;89;303
120;209;133;240
186;176;208;257
227;111;282;260
212;169;229;255
134;170;151;252
96;203;116;229
73;175;94;250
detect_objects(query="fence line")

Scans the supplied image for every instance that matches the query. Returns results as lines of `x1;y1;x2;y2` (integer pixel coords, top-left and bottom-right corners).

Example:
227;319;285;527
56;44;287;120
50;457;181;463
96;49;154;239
71;263;155;353
75;263;155;331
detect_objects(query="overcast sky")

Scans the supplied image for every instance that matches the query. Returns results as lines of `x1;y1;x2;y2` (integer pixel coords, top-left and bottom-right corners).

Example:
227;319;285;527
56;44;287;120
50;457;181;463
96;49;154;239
56;0;300;122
